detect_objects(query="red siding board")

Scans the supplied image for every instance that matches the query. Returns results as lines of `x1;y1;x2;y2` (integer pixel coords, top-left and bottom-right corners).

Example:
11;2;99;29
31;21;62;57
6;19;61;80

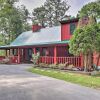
93;53;100;66
32;25;41;32
57;46;69;57
0;56;5;60
61;21;78;40
11;56;18;63
61;24;70;40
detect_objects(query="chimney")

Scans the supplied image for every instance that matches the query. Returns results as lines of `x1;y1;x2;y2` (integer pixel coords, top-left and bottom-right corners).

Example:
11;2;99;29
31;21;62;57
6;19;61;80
32;24;42;32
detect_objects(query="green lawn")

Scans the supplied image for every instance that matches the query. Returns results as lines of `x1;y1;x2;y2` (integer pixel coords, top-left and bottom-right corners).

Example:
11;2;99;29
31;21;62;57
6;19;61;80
28;67;100;89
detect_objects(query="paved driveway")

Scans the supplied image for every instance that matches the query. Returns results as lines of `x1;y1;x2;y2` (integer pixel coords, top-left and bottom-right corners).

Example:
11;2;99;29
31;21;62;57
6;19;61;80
0;64;100;100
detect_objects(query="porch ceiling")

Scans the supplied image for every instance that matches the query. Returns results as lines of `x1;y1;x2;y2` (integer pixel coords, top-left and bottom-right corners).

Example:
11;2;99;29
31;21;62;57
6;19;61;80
0;40;69;49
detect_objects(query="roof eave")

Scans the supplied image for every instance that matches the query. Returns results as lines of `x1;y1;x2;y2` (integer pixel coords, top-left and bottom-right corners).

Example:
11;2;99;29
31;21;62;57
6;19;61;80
60;18;79;24
0;40;69;49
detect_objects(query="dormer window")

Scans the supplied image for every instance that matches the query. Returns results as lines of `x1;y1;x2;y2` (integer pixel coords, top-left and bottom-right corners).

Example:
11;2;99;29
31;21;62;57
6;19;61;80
70;23;76;34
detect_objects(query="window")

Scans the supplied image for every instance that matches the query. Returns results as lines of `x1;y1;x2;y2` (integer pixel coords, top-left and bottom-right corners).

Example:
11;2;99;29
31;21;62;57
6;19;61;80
28;48;32;56
36;48;40;53
36;48;41;55
70;23;76;34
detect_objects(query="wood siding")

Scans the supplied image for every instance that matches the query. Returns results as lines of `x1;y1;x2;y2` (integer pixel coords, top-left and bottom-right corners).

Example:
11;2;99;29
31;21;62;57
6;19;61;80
61;22;78;40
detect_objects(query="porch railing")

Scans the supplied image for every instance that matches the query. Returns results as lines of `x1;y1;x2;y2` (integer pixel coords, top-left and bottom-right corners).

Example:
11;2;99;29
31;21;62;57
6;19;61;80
0;56;5;61
0;56;82;67
39;56;81;67
10;56;18;63
39;56;54;64
56;57;81;67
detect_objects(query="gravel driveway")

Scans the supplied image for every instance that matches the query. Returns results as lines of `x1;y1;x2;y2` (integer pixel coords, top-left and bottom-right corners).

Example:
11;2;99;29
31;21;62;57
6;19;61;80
0;64;100;100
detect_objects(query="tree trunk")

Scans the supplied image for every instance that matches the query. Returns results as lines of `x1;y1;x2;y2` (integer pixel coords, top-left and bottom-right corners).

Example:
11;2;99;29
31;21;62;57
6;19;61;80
49;17;53;27
87;52;93;71
84;54;88;72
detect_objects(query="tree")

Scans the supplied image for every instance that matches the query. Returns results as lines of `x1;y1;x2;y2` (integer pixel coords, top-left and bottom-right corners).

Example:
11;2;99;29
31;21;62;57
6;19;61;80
78;1;100;18
45;0;70;26
32;6;46;27
94;23;100;66
0;0;16;44
97;0;100;3
0;0;30;45
69;16;99;71
32;0;70;27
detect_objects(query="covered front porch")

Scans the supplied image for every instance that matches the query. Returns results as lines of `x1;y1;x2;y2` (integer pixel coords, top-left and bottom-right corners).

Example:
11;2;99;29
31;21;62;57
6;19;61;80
0;44;82;67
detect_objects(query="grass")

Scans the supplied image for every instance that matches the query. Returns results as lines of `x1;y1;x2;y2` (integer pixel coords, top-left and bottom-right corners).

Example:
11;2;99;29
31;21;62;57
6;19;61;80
28;67;100;89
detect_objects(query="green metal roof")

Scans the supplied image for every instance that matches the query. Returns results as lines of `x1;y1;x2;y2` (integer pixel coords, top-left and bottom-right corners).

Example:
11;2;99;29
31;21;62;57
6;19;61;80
0;26;70;49
11;26;61;46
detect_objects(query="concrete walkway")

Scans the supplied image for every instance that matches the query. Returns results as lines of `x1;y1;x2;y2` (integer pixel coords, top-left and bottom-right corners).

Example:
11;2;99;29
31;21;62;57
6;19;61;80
0;64;100;100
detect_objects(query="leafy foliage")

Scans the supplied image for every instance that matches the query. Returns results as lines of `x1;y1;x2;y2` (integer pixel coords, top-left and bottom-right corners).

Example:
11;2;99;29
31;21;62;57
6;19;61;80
0;0;30;45
69;16;100;71
32;52;40;65
32;6;46;27
32;0;70;27
94;23;100;53
78;1;100;18
69;16;99;55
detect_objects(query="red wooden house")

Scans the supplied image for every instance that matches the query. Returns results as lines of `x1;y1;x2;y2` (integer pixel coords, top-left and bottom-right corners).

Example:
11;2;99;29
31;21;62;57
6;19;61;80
0;17;99;67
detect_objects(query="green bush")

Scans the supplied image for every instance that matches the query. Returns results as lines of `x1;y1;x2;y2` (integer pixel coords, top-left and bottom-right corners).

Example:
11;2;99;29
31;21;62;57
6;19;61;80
58;63;66;70
49;64;58;69
39;63;49;68
31;52;40;65
67;64;75;70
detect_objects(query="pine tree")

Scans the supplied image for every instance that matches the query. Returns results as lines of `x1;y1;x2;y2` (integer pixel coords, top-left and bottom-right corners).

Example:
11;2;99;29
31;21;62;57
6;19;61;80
32;0;70;27
69;16;99;71
32;6;46;27
78;1;100;18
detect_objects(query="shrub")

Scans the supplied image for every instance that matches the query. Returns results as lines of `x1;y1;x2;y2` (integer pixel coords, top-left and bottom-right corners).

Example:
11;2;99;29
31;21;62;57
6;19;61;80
31;52;40;65
39;63;49;68
91;71;100;76
32;64;39;68
58;63;66;70
67;64;75;70
0;57;10;64
49;64;58;69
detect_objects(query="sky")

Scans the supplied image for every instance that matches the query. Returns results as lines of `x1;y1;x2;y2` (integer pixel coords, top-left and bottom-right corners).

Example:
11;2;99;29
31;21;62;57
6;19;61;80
17;0;96;17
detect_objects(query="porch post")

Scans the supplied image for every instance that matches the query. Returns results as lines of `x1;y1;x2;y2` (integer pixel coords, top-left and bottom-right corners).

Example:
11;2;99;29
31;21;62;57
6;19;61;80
5;49;7;57
34;48;36;54
9;49;10;56
9;49;12;63
54;46;57;64
24;48;27;61
10;49;13;56
18;48;20;64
